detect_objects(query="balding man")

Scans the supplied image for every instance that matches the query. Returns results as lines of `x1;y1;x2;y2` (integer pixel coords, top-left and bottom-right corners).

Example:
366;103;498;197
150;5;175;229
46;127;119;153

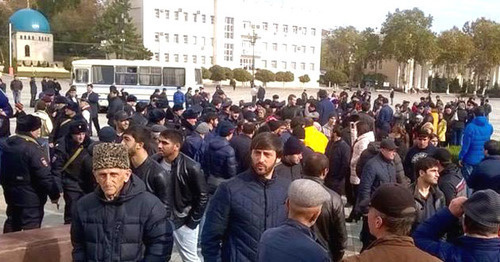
257;179;331;262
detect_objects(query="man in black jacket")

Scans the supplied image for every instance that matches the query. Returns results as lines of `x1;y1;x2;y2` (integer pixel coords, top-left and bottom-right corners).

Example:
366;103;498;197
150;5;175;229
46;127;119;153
274;135;303;181
303;153;347;261
122;125;172;218
279;94;303;120
230;122;255;173
81;84;100;135
155;129;208;262
50;101;84;144
71;143;173;261
201;132;291;262
51;121;93;224
325;125;351;195
130;101;149;127
29;77;37;107
106;88;124;127
0;115;61;232
468;139;500;193
404;129;436;182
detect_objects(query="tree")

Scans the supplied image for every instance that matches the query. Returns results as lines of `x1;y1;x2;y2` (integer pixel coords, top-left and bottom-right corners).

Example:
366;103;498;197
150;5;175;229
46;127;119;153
381;8;437;92
202;67;211;79
232;68;252;87
223;67;233;80
94;0;152;59
209;65;226;82
274;71;294;87
284;71;294;82
434;27;474;93
321;26;360;79
353;28;382;82
324;69;348;85
299;74;311;85
255;69;275;87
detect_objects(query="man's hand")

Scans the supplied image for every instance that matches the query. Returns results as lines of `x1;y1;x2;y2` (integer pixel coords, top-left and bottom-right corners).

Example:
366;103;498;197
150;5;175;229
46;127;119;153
449;196;467;217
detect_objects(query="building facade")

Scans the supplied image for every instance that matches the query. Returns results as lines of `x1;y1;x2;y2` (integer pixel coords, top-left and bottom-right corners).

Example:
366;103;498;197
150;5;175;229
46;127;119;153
129;0;321;87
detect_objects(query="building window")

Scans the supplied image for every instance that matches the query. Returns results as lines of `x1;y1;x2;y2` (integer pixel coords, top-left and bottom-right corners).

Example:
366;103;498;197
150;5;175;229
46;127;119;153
24;45;30;57
263;22;268;30
174;34;179;43
283;25;288;33
293;26;298;34
154;53;160;61
154;32;159;42
300;62;305;70
282;61;287;69
202;14;206;23
155;9;160;18
193;55;197;64
211;15;215;24
224;43;234;61
193;13;197;22
291;62;296;69
174;54;179;62
271;60;277;69
311;28;316;36
202;56;206;64
263;42;268;51
224;17;234;39
292;45;297;53
183;35;188;44
193;36;197;45
165;33;169;43
183;54;188;63
165;10;170;19
272;43;277;51
262;60;267;68
310;46;315;54
310;63;314;70
303;27;307;35
302;46;306;53
184;12;188;21
282;44;287;52
164;53;169;62
273;23;278;33
174;11;179;20
210;56;214;64
202;37;206;46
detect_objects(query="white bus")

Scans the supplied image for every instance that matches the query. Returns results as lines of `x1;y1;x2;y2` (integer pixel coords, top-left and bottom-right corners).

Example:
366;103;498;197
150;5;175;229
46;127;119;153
71;59;203;107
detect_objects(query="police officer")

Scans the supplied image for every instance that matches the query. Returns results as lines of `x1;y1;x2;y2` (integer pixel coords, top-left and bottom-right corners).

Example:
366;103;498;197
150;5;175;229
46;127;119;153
50;101;84;144
51;120;93;224
0;115;61;233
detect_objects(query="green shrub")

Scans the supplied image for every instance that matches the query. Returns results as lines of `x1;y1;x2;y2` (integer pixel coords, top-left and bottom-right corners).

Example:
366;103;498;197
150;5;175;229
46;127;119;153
447;145;461;164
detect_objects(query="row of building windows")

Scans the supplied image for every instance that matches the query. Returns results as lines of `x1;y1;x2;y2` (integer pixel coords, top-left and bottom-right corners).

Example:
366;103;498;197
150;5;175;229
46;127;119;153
243;21;316;36
154;9;214;24
18;34;50;42
255;42;315;54
260;60;315;71
154;32;214;46
153;52;213;65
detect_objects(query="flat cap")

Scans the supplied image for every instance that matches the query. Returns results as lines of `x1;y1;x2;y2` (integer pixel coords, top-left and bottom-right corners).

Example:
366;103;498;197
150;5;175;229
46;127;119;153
464;189;500;227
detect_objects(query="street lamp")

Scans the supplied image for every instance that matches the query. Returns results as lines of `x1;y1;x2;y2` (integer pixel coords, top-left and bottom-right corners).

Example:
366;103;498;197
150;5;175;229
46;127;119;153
246;24;260;84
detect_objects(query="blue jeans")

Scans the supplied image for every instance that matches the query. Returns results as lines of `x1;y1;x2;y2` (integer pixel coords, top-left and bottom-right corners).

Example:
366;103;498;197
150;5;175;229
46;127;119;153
12;90;21;104
454;129;463;145
461;163;476;197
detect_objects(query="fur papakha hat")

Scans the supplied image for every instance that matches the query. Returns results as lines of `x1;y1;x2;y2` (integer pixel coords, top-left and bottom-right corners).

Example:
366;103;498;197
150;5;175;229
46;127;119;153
93;143;130;171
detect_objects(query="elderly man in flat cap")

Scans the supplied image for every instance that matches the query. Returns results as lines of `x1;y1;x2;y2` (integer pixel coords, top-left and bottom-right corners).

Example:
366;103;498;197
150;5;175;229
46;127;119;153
414;189;500;261
257;179;331;262
71;143;173;261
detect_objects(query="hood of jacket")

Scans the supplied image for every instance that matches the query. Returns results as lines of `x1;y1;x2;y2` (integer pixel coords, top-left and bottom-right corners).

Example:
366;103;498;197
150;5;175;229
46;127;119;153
95;174;146;204
472;116;488;126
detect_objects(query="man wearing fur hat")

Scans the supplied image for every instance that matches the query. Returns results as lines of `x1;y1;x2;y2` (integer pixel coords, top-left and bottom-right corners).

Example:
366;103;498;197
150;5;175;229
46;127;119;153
52;120;93;224
71;143;173;261
0;114;61;232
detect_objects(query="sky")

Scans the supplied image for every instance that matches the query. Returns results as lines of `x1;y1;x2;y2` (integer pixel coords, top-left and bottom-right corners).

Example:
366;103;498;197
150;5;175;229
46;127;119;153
262;0;500;33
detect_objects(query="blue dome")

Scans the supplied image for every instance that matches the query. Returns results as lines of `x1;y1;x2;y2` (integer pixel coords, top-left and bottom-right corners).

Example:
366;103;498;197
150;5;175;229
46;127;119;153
9;8;50;34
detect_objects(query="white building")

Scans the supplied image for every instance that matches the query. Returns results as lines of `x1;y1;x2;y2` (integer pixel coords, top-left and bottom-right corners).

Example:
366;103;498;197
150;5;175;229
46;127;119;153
129;0;321;87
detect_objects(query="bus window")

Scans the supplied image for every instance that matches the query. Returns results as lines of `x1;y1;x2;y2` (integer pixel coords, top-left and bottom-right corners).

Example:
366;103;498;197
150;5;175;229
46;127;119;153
195;68;202;85
116;66;138;85
163;67;186;86
139;66;162;86
75;68;89;83
92;65;114;85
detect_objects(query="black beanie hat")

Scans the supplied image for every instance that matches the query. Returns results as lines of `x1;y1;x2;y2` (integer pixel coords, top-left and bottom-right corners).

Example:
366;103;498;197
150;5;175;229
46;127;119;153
17;115;42;133
284;136;303;155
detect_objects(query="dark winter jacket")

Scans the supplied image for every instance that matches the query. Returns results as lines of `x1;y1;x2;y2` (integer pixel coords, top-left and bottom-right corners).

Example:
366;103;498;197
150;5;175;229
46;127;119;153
468;155;500;193
274;157;303;181
205;136;238;193
376;104;393;133
317;98;336;126
305;176;347;261
438;163;466;205
173;91;185;106
181;132;206;164
10;79;23;91
152;152;209;229
71;175;173;262
30;79;37;95
0;134;61;207
358;111;376;131
257;86;266;100
325;139;351;195
180;118;196;137
132;157;172;218
409;184;445;226
459;116;493;166
404;145;437;182
413;208;500;262
106;96;124;125
129;112;148;127
356;153;397;214
257;219;330;262
279;105;303;120
452;108;467;130
201;169;291;262
81;92;99;118
229;134;252;173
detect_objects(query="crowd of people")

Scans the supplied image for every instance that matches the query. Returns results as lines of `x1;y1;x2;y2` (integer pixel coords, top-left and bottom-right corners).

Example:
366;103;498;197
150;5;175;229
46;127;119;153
0;77;498;262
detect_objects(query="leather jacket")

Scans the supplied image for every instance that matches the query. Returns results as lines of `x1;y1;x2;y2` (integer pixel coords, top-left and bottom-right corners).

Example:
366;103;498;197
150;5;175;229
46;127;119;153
132;157;172;218
152;152;209;229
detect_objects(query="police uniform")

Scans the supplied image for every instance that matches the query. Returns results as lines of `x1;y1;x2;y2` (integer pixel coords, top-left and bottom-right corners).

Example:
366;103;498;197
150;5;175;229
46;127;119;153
51;121;93;224
0;115;61;232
